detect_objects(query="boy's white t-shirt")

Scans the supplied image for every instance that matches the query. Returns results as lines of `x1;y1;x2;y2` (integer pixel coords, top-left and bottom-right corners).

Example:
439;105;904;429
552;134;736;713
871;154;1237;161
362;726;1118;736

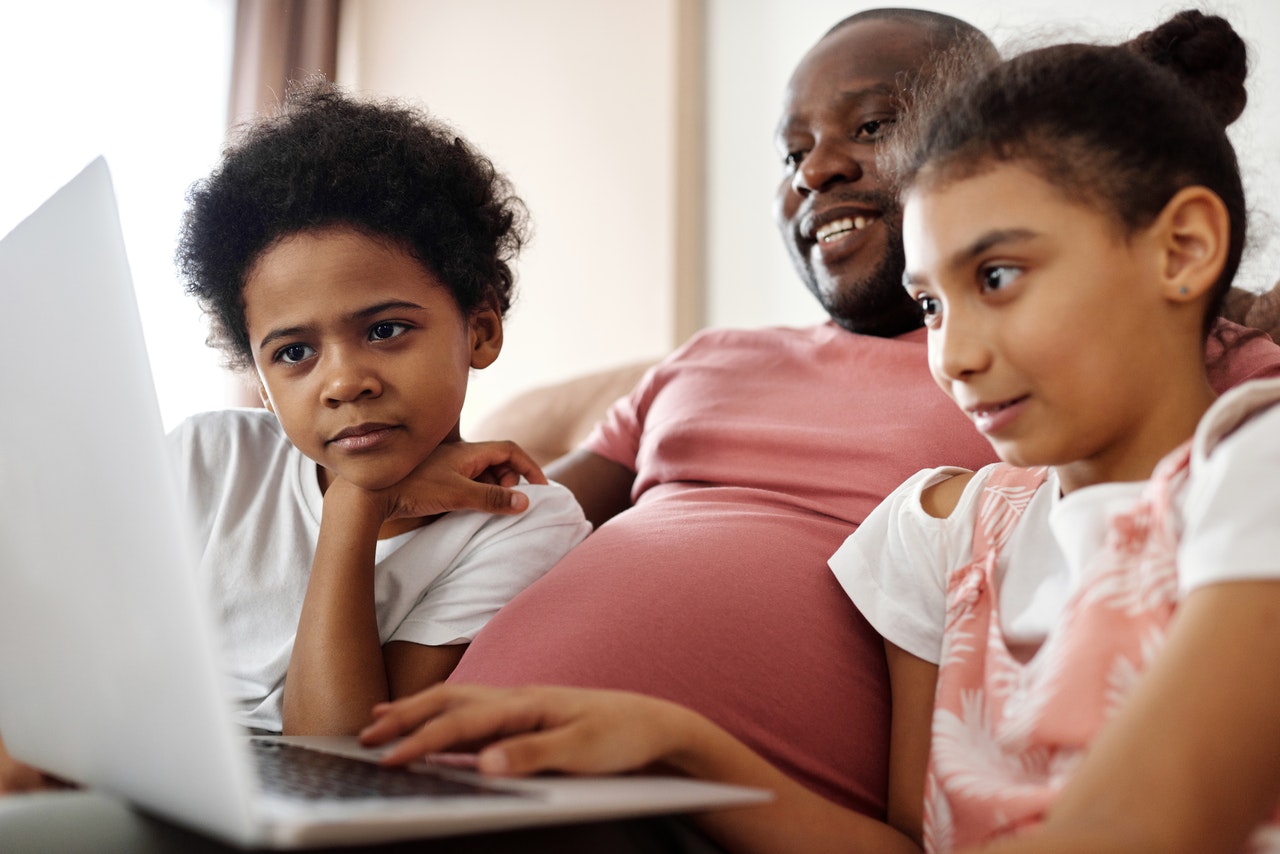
166;408;592;732
831;384;1280;665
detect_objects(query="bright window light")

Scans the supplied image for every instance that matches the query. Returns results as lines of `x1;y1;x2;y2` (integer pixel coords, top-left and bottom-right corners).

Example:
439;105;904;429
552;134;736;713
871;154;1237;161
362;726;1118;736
1;0;236;431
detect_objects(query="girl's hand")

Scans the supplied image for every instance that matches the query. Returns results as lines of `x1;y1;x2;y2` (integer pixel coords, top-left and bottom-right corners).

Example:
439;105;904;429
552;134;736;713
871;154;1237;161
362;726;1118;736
0;734;71;795
359;684;692;777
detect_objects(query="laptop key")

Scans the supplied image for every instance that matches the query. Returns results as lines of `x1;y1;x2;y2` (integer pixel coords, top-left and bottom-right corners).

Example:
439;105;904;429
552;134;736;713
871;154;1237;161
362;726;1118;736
251;739;525;801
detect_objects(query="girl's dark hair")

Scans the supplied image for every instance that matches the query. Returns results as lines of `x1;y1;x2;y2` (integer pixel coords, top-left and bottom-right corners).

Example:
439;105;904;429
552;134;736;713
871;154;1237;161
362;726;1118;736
890;10;1248;333
177;79;529;371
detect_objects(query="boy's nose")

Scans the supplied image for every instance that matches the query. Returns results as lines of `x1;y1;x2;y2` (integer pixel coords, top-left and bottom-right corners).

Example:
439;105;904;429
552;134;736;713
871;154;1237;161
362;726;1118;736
322;355;382;405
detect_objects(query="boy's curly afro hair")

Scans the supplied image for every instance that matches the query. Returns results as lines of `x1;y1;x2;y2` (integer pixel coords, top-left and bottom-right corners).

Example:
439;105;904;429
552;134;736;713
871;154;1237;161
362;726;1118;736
176;79;529;372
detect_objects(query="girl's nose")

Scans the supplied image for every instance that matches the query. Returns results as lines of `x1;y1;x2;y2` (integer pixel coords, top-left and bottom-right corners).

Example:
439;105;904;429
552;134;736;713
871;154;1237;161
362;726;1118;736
931;311;993;384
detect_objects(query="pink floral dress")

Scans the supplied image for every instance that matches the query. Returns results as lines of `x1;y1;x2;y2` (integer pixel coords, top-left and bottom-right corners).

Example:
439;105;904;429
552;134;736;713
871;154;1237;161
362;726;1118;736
924;392;1280;851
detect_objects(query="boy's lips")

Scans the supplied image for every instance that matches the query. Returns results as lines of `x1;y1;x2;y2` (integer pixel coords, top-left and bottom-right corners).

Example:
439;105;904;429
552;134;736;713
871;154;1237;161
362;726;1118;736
327;422;400;451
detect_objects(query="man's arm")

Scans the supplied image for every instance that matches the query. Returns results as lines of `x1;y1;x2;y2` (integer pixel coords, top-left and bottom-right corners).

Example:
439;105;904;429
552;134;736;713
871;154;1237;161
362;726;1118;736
545;449;636;529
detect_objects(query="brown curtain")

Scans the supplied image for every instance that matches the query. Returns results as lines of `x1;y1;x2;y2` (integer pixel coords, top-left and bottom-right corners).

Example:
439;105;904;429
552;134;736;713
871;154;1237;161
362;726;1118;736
228;0;340;127
223;0;340;406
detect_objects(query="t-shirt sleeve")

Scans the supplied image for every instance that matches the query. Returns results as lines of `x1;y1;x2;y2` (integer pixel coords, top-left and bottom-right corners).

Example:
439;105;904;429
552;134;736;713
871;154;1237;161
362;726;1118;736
581;366;658;470
1179;399;1280;590
828;466;983;665
389;483;592;646
1204;318;1280;392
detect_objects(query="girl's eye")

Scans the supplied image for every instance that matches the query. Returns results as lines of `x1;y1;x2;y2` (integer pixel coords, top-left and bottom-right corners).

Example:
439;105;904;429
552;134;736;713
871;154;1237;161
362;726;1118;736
276;343;314;365
369;322;409;342
916;294;942;326
980;265;1021;292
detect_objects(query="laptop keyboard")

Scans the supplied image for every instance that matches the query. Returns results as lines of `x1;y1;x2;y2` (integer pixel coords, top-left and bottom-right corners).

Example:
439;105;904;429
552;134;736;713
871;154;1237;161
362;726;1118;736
250;739;526;801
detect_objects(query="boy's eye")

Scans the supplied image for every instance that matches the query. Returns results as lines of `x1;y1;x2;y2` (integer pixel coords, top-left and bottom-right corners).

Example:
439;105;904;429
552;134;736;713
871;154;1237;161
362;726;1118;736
276;343;314;364
980;266;1021;292
369;321;409;342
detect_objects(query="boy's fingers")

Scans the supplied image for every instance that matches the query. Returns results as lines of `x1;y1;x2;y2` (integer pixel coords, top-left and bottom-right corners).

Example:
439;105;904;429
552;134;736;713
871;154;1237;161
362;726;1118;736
481;442;546;485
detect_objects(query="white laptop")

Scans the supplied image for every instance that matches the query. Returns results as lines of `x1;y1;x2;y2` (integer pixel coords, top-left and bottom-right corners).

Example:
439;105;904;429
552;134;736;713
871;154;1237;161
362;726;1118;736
0;158;769;848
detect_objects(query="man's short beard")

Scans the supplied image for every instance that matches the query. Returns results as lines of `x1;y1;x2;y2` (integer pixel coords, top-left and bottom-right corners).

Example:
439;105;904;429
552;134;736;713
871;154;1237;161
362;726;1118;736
820;222;923;338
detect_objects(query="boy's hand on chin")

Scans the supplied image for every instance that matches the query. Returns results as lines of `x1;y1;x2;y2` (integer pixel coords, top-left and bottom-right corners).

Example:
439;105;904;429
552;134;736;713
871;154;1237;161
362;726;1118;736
374;440;547;521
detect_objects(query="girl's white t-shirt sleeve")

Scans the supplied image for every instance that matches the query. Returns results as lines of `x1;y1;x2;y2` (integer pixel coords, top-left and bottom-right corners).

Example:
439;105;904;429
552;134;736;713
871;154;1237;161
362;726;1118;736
1179;400;1280;590
829;466;985;665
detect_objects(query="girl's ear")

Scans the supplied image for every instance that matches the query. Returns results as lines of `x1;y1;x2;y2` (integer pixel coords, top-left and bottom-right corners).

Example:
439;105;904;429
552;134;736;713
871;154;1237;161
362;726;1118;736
468;292;504;370
257;381;274;413
1154;186;1230;303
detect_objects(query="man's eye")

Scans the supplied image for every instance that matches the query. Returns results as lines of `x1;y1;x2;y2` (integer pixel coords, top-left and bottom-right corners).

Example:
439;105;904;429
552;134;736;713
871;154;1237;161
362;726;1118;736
981;266;1021;292
783;150;806;169
369;322;408;341
277;343;314;364
855;118;895;141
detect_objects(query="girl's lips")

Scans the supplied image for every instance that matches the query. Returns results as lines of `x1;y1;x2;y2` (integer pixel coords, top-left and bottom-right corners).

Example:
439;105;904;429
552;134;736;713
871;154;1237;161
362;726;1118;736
968;396;1029;435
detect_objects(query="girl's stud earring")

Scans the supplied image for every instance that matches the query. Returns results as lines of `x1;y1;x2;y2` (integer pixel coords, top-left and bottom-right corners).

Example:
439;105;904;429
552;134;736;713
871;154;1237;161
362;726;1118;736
1179;286;1189;295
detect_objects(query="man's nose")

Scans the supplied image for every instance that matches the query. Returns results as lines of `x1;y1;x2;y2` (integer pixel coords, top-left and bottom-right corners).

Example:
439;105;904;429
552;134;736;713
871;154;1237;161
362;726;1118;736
792;137;864;195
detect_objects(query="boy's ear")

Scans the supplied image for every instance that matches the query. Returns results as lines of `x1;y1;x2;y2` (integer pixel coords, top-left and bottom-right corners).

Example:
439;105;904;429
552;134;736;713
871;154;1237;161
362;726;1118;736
468;293;503;370
1153;185;1230;303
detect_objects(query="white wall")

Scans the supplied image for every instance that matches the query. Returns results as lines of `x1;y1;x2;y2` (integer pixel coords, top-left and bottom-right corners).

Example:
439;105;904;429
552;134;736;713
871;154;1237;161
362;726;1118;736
0;1;234;431
337;0;684;431
706;0;1280;331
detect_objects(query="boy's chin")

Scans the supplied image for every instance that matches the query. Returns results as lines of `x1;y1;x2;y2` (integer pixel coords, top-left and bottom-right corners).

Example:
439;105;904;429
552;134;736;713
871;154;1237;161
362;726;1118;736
318;462;418;495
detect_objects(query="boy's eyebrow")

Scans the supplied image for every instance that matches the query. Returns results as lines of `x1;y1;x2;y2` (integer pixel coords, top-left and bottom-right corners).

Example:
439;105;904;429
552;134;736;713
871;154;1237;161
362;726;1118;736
903;228;1039;289
256;300;427;352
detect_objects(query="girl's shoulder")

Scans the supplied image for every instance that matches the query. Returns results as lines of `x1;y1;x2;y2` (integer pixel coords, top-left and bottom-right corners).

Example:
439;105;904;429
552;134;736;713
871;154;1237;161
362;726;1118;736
1194;376;1280;462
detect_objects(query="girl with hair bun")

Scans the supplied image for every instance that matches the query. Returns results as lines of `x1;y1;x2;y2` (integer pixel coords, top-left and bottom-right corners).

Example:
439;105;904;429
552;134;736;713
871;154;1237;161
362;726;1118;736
841;8;1280;851
361;11;1280;853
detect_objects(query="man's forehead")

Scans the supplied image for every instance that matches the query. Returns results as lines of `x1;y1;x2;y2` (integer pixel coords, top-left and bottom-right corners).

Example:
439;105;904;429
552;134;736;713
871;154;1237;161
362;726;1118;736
781;20;936;109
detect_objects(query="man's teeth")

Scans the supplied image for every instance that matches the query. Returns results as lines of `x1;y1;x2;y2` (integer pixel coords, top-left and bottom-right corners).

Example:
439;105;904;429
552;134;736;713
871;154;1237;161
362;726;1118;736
816;216;875;243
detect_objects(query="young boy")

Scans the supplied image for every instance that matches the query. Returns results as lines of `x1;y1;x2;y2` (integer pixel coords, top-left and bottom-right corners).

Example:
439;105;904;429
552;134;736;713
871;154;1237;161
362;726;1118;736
168;80;590;736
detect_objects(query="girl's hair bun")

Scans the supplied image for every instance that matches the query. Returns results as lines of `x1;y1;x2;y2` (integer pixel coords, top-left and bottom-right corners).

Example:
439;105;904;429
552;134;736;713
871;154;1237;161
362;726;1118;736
1125;9;1247;127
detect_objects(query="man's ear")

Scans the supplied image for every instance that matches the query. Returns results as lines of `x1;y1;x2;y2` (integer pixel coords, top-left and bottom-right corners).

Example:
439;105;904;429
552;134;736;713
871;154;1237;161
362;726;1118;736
468;292;504;370
1153;185;1230;303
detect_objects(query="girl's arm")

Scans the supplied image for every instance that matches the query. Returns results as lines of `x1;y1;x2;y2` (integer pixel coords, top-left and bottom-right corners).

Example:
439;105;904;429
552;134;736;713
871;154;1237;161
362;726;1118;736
281;441;546;735
964;579;1280;854
360;683;924;854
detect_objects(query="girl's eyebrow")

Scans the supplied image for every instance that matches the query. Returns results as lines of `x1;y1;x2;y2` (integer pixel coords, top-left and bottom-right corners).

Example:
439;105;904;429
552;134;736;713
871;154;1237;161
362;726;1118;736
256;300;427;352
960;228;1038;263
903;227;1039;289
